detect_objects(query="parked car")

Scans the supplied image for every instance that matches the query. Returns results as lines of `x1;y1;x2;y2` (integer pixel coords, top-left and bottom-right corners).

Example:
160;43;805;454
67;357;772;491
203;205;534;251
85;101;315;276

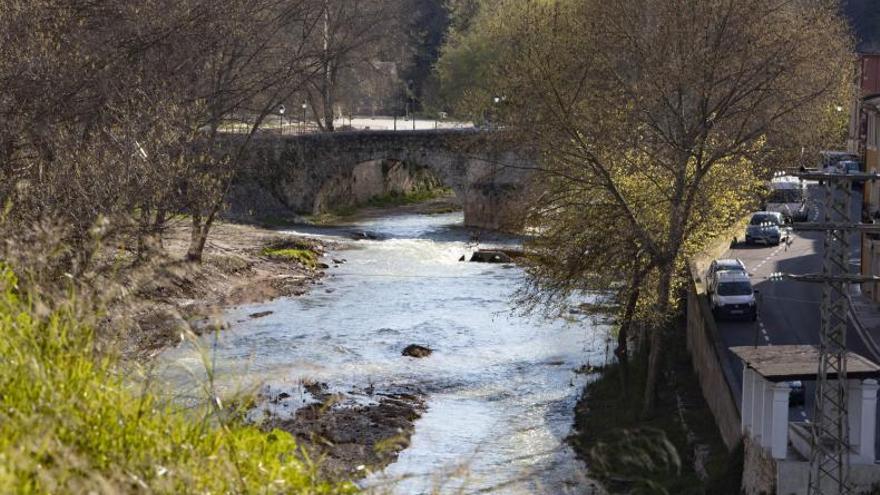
709;270;758;321
819;151;863;187
745;211;789;246
789;380;805;406
705;258;747;291
820;150;860;171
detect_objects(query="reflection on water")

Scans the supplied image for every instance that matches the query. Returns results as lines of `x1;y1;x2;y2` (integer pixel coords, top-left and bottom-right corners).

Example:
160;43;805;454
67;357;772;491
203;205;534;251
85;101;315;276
160;211;608;494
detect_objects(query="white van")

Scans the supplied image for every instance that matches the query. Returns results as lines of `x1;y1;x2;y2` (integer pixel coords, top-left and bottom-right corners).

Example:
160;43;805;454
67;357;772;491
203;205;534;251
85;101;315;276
766;175;807;222
708;271;757;321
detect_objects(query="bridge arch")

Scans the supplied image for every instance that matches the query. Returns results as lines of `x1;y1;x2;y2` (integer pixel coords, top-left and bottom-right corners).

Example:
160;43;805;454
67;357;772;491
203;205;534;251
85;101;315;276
230;130;535;231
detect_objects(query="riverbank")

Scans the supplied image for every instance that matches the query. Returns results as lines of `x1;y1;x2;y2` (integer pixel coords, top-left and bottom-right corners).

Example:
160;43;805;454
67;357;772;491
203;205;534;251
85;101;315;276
569;323;742;494
124;219;334;359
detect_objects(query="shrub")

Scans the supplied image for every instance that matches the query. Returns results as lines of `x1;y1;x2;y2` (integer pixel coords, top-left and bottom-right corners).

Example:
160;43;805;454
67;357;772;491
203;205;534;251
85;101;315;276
261;248;319;268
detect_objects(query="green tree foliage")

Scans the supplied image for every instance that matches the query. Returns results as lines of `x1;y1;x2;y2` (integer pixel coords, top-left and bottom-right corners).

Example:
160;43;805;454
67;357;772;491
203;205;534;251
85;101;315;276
433;0;507;119
440;0;853;413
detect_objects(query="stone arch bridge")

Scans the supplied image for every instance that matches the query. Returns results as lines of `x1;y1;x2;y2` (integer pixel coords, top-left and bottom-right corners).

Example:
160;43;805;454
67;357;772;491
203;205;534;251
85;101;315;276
231;129;536;230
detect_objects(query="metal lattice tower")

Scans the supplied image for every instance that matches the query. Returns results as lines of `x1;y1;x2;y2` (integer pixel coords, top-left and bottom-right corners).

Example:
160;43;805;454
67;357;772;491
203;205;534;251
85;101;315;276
808;176;852;495
775;169;880;493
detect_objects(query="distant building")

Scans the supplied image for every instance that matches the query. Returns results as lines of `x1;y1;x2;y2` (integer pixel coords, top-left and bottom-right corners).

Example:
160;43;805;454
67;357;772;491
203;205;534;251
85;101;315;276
845;0;880;301
844;0;880;157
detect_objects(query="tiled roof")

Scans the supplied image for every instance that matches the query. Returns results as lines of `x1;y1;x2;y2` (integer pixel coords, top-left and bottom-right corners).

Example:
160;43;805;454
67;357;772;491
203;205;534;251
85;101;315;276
842;0;880;54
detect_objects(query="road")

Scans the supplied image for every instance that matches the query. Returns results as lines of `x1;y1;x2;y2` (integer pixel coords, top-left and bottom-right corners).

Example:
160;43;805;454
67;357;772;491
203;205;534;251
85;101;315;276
713;185;880;450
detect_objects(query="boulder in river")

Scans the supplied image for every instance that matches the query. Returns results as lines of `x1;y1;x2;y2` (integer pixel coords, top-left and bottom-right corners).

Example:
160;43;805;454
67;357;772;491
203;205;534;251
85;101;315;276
402;344;433;358
469;250;513;263
351;231;384;241
249;311;274;319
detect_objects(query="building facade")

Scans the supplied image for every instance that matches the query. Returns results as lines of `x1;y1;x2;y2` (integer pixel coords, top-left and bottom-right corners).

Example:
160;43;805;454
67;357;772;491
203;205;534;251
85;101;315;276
845;0;880;300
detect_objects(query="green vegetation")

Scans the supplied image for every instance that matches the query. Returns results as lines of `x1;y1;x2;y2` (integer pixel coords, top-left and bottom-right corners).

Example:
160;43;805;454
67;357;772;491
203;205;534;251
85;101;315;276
0;267;353;493
366;188;453;208
571;326;741;495
261;247;319;268
304;187;456;224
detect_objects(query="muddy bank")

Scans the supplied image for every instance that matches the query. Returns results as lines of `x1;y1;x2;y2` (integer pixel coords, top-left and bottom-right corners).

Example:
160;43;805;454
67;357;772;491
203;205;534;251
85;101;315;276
125;220;332;359
260;383;426;480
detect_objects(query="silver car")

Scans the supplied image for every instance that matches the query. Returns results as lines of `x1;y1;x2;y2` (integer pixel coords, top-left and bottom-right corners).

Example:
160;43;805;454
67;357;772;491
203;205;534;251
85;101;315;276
745;211;789;246
705;258;747;291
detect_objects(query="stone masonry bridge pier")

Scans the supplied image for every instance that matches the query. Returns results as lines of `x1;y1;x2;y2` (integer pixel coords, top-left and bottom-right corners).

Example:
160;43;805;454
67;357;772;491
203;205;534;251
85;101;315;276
229;129;536;231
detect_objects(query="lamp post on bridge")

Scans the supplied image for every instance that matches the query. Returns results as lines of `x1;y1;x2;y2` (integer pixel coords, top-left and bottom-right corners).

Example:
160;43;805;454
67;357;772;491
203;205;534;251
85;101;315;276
278;104;286;136
301;102;307;134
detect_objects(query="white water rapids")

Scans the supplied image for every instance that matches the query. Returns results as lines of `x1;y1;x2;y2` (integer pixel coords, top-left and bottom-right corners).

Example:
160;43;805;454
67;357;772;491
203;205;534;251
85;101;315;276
159;211;609;494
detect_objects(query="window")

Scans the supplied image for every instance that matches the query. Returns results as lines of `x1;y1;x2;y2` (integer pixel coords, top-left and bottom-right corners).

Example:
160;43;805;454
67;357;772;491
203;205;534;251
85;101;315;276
717;281;752;296
768;189;803;203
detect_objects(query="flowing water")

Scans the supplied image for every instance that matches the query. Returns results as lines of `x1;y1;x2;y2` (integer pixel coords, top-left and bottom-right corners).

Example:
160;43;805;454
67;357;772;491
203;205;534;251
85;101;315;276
159;211;609;494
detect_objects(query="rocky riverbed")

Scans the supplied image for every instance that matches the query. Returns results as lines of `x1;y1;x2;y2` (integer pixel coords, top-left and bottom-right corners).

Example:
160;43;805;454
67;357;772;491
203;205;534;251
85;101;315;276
259;382;426;480
157;210;609;493
137;218;432;481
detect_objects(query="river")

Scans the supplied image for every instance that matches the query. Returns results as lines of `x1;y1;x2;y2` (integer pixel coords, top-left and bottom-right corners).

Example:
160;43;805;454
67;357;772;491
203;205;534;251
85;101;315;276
159;211;609;494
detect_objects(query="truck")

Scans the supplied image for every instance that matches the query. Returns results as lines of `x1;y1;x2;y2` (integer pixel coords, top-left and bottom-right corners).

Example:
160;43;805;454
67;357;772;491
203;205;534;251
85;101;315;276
765;175;808;222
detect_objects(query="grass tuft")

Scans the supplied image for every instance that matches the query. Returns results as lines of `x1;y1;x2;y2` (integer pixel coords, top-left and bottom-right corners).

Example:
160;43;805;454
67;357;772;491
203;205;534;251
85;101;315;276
0;266;353;493
261;248;318;268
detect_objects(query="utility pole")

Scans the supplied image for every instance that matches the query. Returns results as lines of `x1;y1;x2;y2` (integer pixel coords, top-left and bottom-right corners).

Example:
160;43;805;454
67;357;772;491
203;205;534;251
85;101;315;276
772;169;880;494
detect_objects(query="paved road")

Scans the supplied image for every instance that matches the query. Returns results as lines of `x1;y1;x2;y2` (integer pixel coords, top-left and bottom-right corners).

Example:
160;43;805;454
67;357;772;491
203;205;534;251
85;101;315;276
713;185;878;435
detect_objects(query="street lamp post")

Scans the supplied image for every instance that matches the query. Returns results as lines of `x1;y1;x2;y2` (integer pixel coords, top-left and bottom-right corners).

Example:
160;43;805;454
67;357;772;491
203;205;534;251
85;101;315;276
301;102;307;133
278;104;286;136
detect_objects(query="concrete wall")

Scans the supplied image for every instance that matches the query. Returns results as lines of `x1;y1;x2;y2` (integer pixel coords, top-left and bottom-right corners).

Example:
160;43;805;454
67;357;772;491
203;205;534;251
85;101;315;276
686;264;743;451
743;437;777;495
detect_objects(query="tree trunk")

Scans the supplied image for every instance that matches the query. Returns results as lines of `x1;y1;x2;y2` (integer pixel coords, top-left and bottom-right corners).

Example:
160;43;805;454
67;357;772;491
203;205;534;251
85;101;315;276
320;2;334;132
642;262;673;417
186;212;204;262
616;281;643;395
153;207;166;249
136;205;152;260
322;82;335;131
186;204;221;263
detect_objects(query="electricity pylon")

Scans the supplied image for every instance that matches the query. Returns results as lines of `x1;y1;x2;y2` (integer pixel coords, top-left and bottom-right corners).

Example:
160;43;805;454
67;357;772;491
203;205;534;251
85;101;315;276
771;169;880;494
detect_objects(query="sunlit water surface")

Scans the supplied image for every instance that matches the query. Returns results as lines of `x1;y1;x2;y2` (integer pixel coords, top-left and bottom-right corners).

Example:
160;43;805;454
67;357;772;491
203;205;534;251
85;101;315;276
160;212;608;494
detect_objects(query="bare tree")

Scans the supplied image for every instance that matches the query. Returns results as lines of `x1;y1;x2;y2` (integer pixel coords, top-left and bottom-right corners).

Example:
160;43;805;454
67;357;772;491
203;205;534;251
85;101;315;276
304;0;404;130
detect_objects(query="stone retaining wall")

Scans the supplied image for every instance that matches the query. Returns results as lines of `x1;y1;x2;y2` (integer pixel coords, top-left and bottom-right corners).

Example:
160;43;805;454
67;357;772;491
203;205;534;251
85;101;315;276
686;264;743;451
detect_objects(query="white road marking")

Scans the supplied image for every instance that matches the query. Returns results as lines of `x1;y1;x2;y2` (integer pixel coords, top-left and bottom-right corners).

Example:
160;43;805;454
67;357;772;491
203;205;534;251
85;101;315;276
758;319;772;345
